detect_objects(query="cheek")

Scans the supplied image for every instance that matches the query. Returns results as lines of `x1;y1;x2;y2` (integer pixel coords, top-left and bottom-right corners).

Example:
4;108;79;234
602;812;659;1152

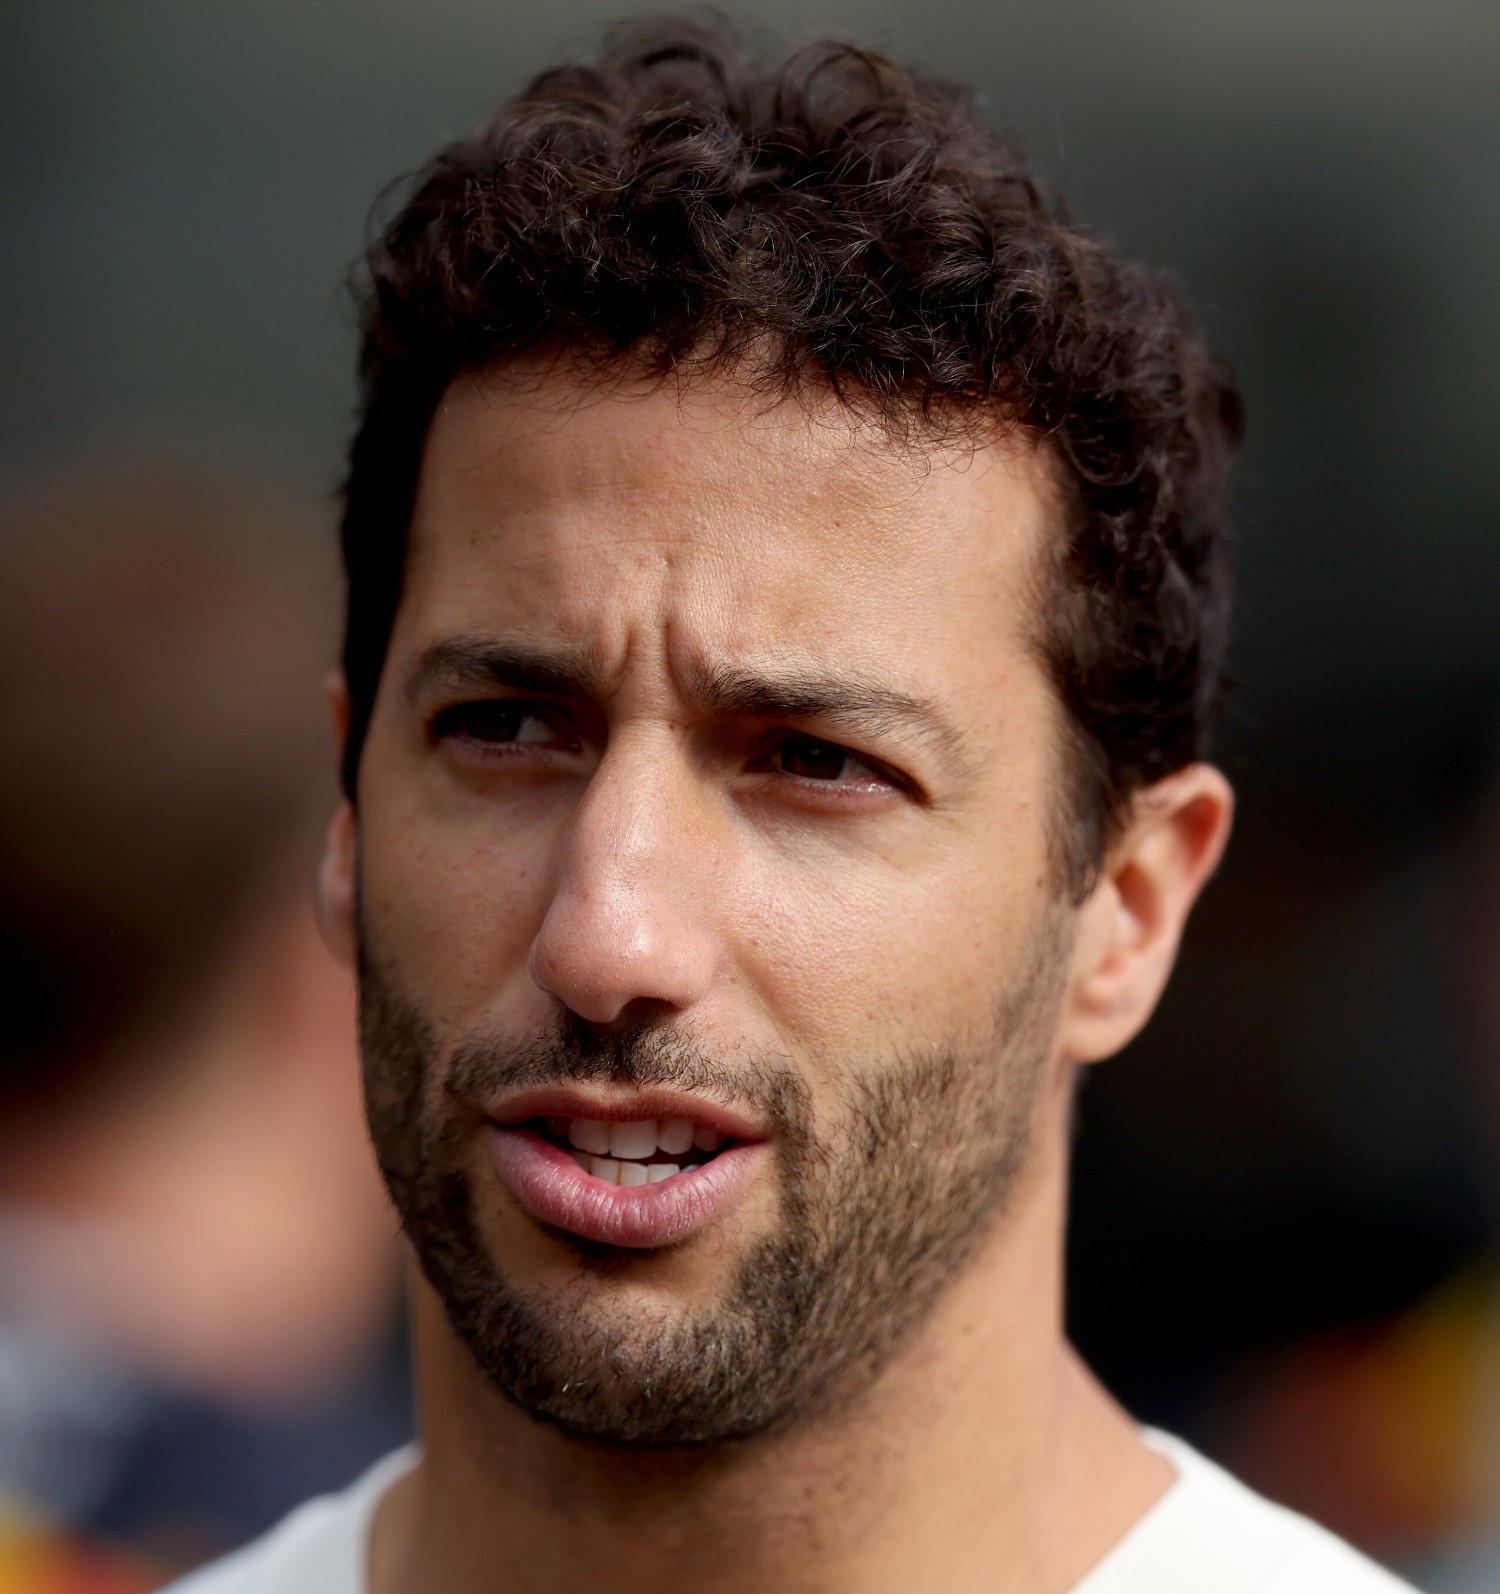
357;790;555;1033
731;821;1049;1059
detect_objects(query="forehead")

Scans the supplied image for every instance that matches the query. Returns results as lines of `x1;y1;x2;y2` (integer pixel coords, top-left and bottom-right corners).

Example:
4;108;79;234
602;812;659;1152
401;363;1057;689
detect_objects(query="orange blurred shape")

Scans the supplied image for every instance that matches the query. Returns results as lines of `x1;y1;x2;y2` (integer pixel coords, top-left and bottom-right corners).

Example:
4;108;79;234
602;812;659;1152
0;1497;159;1594
1226;1264;1500;1559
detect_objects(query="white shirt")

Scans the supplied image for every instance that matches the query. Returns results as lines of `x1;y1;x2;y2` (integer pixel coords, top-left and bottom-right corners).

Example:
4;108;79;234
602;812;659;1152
157;1430;1419;1593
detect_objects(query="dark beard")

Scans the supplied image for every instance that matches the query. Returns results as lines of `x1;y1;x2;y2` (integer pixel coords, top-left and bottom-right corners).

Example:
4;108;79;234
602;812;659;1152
358;914;1068;1448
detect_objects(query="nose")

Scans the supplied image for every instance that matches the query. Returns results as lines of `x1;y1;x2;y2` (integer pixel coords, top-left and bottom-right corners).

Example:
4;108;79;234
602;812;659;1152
527;743;721;1026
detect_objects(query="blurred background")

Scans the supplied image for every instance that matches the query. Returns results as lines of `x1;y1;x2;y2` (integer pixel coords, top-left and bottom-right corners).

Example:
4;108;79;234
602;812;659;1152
0;1;1496;1589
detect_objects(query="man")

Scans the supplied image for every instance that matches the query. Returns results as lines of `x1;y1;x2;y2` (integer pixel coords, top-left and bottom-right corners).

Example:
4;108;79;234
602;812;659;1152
168;18;1417;1592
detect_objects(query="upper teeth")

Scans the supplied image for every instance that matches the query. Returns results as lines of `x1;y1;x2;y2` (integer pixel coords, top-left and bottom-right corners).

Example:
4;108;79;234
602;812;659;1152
563;1118;726;1160
574;1154;703;1186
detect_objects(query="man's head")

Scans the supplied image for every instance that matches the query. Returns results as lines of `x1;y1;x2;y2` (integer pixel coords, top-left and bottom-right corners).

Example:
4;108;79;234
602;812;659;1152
319;18;1238;1448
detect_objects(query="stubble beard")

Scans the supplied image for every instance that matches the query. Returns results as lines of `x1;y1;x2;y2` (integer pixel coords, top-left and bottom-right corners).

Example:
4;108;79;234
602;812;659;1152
358;910;1071;1449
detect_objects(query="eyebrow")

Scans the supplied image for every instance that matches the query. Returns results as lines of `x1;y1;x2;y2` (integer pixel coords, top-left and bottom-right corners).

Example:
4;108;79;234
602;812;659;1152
404;636;970;765
687;661;967;762
404;637;611;704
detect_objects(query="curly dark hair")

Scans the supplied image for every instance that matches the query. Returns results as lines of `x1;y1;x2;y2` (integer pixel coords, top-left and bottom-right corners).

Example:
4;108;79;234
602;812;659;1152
340;14;1241;894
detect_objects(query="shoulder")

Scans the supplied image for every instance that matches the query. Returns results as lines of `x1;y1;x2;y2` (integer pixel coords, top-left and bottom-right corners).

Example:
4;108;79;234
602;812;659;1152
1262;1529;1419;1593
1076;1430;1419;1593
154;1448;416;1594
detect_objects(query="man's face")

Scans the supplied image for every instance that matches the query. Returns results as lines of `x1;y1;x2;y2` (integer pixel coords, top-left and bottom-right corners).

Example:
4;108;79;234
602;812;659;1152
351;367;1082;1444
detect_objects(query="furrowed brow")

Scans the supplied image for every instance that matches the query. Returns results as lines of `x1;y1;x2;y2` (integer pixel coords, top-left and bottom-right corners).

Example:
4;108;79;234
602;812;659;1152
403;637;607;704
402;640;973;771
692;662;968;764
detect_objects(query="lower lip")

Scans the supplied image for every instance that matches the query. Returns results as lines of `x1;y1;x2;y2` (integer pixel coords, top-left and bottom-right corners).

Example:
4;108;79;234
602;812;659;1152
485;1125;766;1249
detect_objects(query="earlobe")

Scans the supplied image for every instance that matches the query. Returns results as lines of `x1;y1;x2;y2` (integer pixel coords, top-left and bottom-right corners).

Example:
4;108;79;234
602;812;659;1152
1058;763;1233;1065
314;672;359;969
316;800;359;969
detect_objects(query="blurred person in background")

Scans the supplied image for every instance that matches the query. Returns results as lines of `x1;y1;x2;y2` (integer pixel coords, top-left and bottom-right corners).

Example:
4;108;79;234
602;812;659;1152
0;461;411;1590
168;19;1416;1593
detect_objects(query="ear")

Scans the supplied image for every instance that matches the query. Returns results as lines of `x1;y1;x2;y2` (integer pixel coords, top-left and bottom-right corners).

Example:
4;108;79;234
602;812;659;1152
314;671;358;969
1056;763;1233;1065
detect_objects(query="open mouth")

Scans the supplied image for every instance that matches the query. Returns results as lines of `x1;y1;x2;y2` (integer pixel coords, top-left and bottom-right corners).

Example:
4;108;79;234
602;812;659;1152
531;1115;732;1187
486;1101;765;1247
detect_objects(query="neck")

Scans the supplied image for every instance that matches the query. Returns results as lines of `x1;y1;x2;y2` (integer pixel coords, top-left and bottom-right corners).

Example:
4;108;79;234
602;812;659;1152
377;1084;1171;1594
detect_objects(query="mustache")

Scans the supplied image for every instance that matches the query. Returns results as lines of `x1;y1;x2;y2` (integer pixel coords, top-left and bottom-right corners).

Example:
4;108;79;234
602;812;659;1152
444;1010;805;1127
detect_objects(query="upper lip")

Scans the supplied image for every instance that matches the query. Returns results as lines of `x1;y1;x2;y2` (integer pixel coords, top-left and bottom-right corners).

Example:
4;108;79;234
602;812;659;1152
486;1085;767;1143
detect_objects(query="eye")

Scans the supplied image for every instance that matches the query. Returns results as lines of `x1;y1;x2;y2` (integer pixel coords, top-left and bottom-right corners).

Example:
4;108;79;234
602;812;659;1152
772;735;887;786
431;700;572;750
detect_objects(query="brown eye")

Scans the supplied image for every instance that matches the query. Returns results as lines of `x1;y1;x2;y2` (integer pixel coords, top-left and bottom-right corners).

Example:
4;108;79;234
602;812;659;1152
777;736;852;781
434;702;557;746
